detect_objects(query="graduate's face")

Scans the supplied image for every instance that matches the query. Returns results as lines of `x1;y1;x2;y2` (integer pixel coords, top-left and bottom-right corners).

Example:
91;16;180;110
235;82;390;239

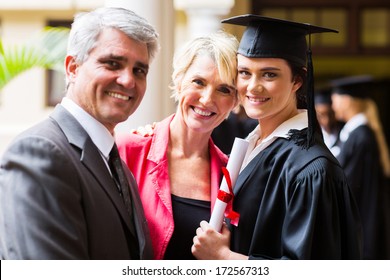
65;28;150;134
237;55;302;125
176;54;237;134
315;103;336;133
331;93;350;122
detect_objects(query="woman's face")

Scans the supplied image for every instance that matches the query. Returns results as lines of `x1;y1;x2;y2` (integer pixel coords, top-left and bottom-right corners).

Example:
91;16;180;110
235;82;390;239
236;55;302;125
176;54;237;134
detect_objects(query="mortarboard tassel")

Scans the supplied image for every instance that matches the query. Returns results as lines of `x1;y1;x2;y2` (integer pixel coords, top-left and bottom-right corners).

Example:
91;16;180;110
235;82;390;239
306;47;316;149
287;32;317;149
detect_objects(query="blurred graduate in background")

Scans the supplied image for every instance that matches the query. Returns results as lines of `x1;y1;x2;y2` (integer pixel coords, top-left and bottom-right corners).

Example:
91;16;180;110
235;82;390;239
314;87;344;156
331;75;390;259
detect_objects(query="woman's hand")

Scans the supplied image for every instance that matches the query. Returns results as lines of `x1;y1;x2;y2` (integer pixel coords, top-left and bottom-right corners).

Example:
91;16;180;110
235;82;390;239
130;122;156;136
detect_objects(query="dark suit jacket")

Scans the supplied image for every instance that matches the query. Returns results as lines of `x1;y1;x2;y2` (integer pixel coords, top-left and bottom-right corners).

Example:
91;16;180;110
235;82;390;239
0;105;153;259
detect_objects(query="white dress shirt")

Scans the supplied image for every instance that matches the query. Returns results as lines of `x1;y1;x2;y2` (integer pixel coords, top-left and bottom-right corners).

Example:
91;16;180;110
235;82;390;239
331;113;368;157
339;113;367;143
61;97;114;166
241;110;308;171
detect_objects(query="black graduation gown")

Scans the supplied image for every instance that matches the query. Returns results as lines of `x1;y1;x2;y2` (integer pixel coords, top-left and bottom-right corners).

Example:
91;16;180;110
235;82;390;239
228;132;362;260
336;125;389;259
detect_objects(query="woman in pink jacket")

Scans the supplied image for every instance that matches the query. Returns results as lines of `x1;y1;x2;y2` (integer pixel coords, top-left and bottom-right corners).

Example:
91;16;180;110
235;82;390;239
116;32;239;259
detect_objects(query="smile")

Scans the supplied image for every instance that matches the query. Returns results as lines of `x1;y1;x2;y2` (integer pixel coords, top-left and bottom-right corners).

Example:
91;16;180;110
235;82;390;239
192;106;214;117
247;96;269;102
107;91;130;101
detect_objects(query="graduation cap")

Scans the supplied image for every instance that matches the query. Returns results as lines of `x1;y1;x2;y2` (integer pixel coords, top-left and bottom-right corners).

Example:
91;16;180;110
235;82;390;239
330;75;374;99
315;87;332;105
222;14;338;148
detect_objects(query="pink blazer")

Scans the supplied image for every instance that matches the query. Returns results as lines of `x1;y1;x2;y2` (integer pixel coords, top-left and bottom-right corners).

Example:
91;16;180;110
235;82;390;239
116;114;228;259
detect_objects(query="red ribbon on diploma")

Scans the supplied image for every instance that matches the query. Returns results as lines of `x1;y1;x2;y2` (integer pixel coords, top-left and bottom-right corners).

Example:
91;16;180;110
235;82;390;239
218;167;240;226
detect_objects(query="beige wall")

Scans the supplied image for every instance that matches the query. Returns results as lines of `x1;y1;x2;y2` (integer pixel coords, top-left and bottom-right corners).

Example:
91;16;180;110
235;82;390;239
0;0;104;10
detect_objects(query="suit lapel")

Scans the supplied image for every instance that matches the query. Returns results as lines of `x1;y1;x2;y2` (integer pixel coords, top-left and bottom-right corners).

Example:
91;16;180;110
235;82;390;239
50;105;135;234
80;142;135;233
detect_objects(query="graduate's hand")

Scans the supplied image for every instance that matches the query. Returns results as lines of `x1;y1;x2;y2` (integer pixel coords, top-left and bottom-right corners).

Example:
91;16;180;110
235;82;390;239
191;221;230;259
191;221;247;260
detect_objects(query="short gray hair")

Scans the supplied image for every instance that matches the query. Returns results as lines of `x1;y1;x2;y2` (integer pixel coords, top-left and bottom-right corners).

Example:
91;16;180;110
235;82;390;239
67;7;160;64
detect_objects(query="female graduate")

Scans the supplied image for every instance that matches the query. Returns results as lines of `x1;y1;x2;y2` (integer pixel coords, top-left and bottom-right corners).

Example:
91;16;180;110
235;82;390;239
191;15;363;260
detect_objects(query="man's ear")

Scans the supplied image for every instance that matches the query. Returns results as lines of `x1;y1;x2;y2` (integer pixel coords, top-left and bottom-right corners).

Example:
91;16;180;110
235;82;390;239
65;55;78;82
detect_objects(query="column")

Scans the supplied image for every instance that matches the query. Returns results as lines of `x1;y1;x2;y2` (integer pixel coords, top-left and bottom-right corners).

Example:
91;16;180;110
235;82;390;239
174;0;235;40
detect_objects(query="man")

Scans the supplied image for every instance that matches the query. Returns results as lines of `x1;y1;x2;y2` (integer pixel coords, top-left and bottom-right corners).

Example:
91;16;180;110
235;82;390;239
0;7;159;259
314;87;344;156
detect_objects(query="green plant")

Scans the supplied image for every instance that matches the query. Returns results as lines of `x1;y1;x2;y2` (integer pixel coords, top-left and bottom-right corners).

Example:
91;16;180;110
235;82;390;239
0;26;69;90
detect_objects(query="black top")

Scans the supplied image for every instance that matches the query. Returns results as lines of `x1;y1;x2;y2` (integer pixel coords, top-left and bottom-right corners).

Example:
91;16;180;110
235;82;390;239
212;112;257;154
164;194;210;260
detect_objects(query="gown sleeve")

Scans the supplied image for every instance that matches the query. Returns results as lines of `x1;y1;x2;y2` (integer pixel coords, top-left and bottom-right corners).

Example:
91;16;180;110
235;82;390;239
247;156;362;260
281;157;361;259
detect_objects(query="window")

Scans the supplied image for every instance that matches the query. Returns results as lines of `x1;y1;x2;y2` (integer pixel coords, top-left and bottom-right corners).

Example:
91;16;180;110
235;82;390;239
261;7;346;49
361;8;390;47
253;0;390;55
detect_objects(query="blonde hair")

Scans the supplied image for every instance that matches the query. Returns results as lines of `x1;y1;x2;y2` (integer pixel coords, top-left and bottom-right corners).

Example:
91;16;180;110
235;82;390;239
170;31;238;101
364;99;390;177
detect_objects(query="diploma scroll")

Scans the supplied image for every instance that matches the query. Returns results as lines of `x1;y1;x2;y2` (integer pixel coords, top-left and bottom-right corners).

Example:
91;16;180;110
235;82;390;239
209;137;249;231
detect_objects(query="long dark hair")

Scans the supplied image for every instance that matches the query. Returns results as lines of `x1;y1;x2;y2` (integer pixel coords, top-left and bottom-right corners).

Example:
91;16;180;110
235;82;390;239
288;61;307;110
286;59;323;148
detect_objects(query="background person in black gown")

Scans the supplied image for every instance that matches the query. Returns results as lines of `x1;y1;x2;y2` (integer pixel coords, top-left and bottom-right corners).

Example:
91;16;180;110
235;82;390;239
314;87;344;156
331;75;390;259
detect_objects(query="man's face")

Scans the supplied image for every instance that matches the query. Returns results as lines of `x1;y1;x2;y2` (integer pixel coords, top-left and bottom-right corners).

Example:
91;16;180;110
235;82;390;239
65;28;150;134
315;103;334;133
